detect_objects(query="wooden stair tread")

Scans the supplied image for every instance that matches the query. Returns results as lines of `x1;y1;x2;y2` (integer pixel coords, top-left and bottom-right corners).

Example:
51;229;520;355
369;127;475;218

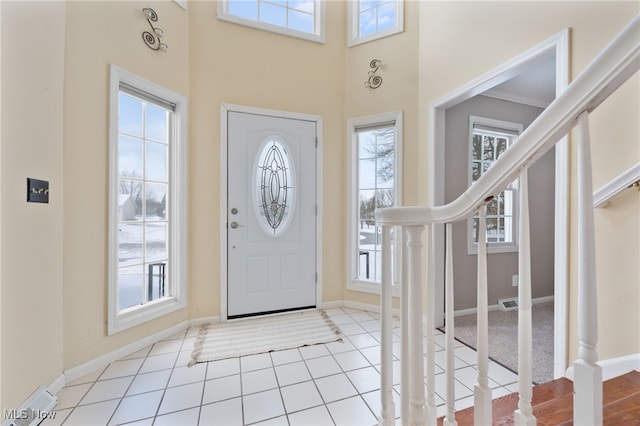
435;370;640;425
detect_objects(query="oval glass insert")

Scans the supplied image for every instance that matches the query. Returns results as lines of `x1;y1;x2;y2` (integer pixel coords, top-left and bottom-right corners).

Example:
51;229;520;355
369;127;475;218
254;138;295;236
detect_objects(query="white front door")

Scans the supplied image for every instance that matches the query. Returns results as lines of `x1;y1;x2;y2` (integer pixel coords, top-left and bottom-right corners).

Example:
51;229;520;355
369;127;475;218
227;111;317;318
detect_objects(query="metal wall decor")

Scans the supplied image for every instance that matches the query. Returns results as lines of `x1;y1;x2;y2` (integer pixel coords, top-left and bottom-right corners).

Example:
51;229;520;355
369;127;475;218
142;8;168;52
364;59;383;89
256;140;293;235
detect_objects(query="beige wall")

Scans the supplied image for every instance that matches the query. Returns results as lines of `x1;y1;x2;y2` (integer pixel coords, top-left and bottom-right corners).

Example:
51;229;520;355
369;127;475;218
1;1;66;411
62;0;190;369
418;2;639;365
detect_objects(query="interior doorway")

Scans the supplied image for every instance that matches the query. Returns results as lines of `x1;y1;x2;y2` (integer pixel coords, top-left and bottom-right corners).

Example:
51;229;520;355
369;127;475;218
428;29;570;379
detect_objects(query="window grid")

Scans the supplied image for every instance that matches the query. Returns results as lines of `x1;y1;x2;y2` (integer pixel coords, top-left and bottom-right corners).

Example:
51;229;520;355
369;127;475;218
117;92;170;312
471;130;517;245
222;0;320;41
348;0;403;46
357;127;395;283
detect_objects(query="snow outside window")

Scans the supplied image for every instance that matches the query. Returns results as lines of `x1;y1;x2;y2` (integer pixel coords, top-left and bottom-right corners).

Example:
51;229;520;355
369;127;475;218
108;66;187;335
347;112;402;295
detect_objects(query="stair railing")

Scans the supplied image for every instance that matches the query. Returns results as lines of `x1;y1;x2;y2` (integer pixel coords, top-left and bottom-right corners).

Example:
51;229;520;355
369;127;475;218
375;15;639;426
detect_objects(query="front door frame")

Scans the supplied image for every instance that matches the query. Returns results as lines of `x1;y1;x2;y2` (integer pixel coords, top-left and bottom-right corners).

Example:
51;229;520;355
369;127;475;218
220;104;323;322
428;29;570;378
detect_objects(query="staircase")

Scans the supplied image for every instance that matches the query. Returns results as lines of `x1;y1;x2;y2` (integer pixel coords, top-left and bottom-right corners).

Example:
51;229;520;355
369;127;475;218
374;15;640;426
436;370;640;426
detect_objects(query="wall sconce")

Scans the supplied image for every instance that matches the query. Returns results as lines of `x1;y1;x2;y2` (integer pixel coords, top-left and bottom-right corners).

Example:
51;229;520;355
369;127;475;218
364;59;382;89
142;8;168;52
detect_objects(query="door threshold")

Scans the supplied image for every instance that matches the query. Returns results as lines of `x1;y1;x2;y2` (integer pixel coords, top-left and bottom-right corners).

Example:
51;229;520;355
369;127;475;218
228;305;316;321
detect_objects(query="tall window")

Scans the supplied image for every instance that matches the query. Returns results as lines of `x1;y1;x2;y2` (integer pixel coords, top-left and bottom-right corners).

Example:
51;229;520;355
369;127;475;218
218;0;325;43
348;0;404;46
109;66;187;334
468;116;521;254
347;112;402;294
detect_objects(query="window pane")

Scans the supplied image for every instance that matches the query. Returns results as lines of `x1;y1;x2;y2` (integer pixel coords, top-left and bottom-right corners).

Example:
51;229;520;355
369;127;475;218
146;183;167;220
486;218;498;242
119;265;143;310
118;223;143;267
288;9;314;33
119;179;143;220
229;0;258;19
119;93;143;137
290;0;313;13
377;1;396;31
359;9;377;37
483;135;495;160
376;189;394;209
146;104;167;143
146;223;167;263
359;158;376;189
360;0;376;13
472;161;481;182
146;262;168;301
260;2;286;27
472;134;482;161
119;136;143;178
359;189;375;221
146;141;168;182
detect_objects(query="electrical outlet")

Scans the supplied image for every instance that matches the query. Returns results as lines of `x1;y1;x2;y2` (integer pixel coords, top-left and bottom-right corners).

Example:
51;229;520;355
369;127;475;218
27;178;49;203
512;274;519;287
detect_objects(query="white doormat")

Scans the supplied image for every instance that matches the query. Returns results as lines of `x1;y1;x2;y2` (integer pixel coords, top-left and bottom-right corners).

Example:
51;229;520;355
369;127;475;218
188;309;342;366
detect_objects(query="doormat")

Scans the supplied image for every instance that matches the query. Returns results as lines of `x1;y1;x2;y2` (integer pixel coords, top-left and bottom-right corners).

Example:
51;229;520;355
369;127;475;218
188;309;343;366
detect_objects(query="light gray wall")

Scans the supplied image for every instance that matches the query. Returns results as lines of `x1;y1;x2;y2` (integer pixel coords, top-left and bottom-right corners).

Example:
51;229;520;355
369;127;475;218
445;95;555;311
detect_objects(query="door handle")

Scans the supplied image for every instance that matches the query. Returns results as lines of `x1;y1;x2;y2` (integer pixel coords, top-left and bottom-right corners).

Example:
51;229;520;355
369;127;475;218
230;221;244;229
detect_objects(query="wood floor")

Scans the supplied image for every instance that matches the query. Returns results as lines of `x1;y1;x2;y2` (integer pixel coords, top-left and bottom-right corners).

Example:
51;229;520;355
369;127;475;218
437;370;640;425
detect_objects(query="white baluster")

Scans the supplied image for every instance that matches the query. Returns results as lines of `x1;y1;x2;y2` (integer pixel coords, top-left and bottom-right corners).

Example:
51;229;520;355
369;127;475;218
425;224;437;425
444;223;457;426
401;227;409;425
574;111;603;426
380;225;395;426
514;168;536;426
406;225;426;425
475;206;492;425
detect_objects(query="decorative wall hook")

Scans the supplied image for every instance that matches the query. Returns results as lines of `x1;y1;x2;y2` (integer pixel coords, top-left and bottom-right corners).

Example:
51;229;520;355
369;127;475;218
142;8;168;52
364;59;382;89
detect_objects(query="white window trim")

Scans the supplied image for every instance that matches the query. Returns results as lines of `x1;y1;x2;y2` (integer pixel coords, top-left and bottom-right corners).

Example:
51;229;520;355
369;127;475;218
347;0;404;47
467;115;522;255
347;111;402;296
217;0;325;44
108;65;188;335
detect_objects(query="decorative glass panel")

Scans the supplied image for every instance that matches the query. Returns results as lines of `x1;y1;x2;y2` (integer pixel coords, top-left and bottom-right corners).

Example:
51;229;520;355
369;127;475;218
255;139;295;236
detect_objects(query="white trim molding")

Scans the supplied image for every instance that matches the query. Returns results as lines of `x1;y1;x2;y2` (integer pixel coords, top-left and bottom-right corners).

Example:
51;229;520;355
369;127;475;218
107;65;188;335
427;28;570;378
593;162;640;208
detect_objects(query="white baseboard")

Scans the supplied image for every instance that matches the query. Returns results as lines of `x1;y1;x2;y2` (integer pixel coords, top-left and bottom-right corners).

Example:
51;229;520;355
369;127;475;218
565;353;640;381
49;373;66;395
452;295;555;317
189;316;220;327
319;300;344;310
63;320;189;385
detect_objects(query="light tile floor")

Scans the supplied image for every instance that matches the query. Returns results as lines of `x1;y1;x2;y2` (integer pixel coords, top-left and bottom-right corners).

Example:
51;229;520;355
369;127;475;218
45;307;519;426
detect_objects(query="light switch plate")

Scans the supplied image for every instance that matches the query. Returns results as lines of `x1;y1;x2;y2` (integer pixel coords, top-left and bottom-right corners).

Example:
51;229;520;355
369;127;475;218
27;178;49;203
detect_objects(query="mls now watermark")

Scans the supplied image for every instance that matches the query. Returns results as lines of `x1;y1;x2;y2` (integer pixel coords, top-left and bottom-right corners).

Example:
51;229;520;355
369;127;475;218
3;408;56;421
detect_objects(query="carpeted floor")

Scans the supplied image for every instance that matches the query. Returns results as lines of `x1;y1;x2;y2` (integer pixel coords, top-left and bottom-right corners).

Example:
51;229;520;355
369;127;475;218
449;301;554;384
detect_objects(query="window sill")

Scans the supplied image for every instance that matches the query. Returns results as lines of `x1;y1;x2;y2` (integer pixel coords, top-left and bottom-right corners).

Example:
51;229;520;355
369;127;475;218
347;279;399;297
467;244;519;255
108;297;186;335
